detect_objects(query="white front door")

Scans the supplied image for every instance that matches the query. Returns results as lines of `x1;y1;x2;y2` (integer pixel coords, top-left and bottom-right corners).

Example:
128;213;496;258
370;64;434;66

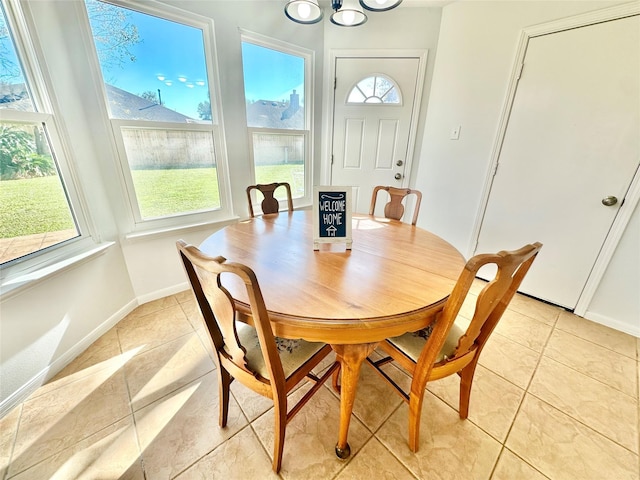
476;15;640;309
330;56;423;215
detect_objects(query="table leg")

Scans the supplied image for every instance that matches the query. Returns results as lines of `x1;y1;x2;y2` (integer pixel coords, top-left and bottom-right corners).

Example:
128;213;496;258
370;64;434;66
331;342;378;459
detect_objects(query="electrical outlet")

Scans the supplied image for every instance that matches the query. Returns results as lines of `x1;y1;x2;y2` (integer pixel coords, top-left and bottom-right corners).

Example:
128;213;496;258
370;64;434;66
450;125;461;140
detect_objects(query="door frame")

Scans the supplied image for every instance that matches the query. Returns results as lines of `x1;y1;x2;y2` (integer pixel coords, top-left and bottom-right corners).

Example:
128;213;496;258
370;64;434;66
321;49;428;188
469;3;640;316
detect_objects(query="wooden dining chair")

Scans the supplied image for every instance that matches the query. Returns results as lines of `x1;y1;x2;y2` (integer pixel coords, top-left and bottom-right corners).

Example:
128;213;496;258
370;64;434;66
176;240;339;472
369;186;423;225
246;182;294;218
367;242;542;452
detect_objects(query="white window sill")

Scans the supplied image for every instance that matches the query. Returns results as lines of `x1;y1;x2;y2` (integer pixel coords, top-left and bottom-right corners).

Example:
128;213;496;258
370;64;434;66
124;215;239;242
0;241;115;300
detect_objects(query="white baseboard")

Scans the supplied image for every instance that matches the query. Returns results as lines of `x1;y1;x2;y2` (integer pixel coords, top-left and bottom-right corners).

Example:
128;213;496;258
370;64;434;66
583;311;640;338
0;299;138;418
136;282;190;305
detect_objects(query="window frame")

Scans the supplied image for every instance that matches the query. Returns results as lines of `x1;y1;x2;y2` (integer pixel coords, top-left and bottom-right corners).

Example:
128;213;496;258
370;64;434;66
240;30;314;210
83;0;233;233
346;74;403;105
246;127;310;200
0;0;96;287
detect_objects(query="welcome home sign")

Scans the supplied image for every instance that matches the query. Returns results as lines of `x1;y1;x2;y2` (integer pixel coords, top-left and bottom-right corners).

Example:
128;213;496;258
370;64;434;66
313;186;353;250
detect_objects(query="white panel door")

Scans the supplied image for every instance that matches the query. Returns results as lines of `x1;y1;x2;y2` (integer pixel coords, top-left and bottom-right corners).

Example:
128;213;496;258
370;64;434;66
476;15;640;309
331;57;421;215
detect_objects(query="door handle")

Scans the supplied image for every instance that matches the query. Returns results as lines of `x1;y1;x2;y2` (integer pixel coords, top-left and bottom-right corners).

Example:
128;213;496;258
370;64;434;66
601;196;618;206
394;173;402;180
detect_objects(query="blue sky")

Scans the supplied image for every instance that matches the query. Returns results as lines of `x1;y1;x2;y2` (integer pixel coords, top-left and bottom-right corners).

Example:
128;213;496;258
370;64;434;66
90;3;304;120
241;42;304;104
93;7;210;119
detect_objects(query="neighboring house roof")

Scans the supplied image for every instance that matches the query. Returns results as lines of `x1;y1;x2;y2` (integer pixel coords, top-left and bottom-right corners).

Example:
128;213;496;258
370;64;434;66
0;82;201;123
0;83;33;112
105;84;199;123
1;82;301;128
246;91;303;129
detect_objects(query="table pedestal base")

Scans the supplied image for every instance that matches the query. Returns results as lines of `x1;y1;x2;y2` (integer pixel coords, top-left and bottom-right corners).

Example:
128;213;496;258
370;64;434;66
331;342;378;458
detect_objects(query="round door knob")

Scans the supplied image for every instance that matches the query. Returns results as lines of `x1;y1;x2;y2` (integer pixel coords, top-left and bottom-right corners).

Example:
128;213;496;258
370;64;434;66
602;196;618;206
394;173;402;180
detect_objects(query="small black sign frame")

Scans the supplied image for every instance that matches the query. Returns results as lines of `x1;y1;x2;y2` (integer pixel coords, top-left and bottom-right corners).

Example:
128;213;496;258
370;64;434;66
313;186;353;250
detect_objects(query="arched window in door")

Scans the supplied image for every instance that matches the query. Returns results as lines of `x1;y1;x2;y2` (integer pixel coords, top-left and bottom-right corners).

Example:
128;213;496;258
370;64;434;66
346;75;402;104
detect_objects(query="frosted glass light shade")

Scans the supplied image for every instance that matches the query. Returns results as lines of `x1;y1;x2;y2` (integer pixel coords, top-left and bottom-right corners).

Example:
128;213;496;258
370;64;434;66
330;0;367;26
285;0;323;24
359;0;402;12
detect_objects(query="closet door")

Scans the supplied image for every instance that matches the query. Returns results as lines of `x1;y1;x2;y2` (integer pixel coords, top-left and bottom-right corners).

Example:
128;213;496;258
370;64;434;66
476;15;639;309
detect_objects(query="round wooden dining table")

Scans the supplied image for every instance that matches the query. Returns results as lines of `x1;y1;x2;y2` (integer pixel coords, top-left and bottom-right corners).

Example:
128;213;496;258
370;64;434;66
199;209;465;458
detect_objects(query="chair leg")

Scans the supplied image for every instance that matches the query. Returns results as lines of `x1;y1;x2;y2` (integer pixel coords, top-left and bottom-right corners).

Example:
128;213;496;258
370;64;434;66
218;368;232;427
459;361;478;420
407;390;426;453
272;398;287;473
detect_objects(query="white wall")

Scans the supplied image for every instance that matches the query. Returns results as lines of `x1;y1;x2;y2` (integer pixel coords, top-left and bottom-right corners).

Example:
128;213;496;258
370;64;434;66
0;249;135;411
414;0;639;333
586;202;640;333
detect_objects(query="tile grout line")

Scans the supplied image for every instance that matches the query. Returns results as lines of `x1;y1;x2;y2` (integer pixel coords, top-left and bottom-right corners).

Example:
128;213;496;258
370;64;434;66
367;400;421;480
114;298;209;480
491;447;552;480
553;326;639;361
245;422;286;480
117;324;149;480
6;413;134;480
507;310;640;467
525;389;639;456
136;366;242;478
494;309;559;478
2;404;23;480
541;328;638;399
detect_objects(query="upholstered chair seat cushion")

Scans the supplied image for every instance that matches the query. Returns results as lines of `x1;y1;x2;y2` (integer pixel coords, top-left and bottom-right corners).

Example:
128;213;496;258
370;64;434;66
233;322;327;379
387;321;466;364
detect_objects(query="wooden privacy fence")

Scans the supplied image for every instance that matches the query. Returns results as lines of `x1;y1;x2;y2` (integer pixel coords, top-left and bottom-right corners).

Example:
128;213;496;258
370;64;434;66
122;129;216;169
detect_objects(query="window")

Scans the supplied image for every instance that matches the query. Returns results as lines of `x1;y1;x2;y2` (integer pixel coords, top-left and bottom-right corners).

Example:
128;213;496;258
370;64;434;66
241;34;312;203
347;75;401;104
84;0;229;228
0;0;84;268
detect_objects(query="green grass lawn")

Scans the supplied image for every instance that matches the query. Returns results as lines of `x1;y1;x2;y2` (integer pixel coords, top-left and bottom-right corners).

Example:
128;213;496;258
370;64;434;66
0;175;76;238
132;168;222;219
1;164;304;238
255;164;304;198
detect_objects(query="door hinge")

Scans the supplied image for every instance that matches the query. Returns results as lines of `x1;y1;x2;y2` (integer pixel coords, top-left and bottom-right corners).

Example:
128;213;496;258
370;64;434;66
331;154;334;165
492;162;500;177
334;77;337;90
516;63;524;80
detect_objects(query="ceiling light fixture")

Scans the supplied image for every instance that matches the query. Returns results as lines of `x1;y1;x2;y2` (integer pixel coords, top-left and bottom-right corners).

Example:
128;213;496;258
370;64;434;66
284;0;323;24
359;0;402;12
330;0;366;27
285;0;401;27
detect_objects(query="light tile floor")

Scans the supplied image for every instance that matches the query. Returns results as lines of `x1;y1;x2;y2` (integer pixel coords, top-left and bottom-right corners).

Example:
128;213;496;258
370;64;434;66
1;283;638;479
